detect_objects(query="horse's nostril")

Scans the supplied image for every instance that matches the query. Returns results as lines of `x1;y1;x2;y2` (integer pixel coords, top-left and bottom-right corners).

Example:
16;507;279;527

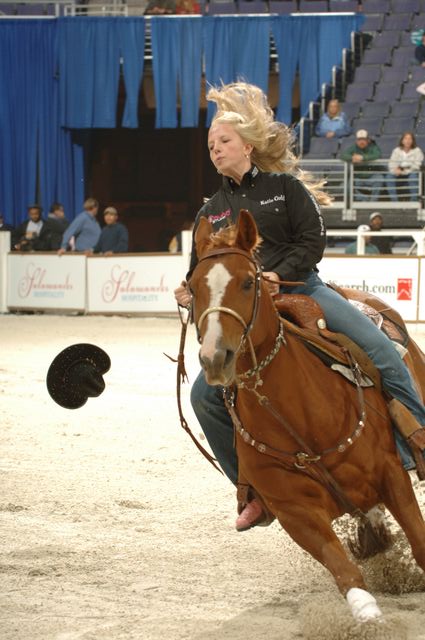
224;350;234;367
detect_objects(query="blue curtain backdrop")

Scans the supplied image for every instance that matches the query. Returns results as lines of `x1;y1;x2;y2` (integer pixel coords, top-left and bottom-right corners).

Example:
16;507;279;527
0;19;84;227
0;15;363;225
272;14;364;124
151;16;203;128
203;16;271;125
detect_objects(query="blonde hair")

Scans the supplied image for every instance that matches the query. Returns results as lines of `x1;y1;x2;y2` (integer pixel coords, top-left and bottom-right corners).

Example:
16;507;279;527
207;82;331;206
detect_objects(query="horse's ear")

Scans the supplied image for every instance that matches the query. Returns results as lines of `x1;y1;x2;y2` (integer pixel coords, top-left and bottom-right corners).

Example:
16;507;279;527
195;216;213;257
235;210;259;252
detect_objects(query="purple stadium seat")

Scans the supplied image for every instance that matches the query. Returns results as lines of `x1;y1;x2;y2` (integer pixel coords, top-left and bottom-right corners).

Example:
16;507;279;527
329;0;359;11
381;67;408;83
382;14;412;31
362;48;392;65
361;0;390;12
351;116;383;137
400;32;415;47
374;82;402;102
208;1;238;13
412;15;425;30
353;65;381;83
381;116;416;136
391;0;419;12
410;66;425;84
238;0;268;12
268;0;298;13
368;31;400;49
305;137;340;159
299;0;329;12
361;101;390;118
415;120;425;134
392;47;416;68
0;3;19;14
340;102;362;121
374;135;399;157
339;135;357;153
360;14;384;32
414;135;425;154
391;101;419;117
402;83;423;100
345;82;375;102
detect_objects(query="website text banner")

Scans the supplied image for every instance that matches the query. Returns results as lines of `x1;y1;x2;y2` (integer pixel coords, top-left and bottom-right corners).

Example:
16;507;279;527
319;257;420;322
86;255;187;313
7;254;86;310
420;259;425;322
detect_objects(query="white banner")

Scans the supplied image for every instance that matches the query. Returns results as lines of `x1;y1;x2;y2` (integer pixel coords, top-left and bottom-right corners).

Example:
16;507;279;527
319;257;420;321
7;254;86;310
86;255;188;313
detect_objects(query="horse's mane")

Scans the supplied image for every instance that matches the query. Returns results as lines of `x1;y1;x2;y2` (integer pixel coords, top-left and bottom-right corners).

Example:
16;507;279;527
205;222;262;252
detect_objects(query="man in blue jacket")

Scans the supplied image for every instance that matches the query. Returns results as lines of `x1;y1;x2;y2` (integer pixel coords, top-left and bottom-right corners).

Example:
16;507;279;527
58;198;101;254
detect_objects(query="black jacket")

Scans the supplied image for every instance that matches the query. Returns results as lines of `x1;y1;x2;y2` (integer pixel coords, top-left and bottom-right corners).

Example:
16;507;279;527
188;167;326;282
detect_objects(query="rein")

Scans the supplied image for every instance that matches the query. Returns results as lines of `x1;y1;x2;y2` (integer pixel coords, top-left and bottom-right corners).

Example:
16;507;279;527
165;304;223;475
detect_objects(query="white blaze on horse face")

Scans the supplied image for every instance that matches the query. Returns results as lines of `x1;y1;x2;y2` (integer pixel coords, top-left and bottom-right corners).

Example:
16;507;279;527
200;262;232;359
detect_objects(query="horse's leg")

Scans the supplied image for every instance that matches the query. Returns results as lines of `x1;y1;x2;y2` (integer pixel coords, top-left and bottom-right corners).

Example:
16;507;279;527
274;502;383;622
381;460;425;570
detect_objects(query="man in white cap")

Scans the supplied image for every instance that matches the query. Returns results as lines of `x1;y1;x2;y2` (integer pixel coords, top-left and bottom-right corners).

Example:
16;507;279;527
369;211;393;254
340;129;384;201
344;224;380;254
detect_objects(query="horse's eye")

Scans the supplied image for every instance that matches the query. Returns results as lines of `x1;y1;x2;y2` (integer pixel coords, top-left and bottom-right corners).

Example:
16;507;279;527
242;277;254;291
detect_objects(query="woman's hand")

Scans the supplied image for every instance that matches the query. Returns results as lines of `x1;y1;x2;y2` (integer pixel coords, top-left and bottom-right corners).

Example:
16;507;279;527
174;281;192;307
262;271;280;296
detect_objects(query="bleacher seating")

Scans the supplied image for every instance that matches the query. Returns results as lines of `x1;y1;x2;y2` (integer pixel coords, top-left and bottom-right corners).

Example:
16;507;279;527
361;0;390;11
208;1;237;13
238;0;268;13
299;0;329;11
351;115;382;136
329;0;359;11
392;0;419;12
268;0;297;13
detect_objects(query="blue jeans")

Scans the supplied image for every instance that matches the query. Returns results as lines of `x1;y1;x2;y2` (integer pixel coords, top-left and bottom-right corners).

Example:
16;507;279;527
386;172;419;202
190;271;425;481
354;173;384;201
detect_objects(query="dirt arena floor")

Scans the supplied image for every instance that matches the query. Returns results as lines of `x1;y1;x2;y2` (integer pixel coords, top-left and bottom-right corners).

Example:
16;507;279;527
1;314;425;640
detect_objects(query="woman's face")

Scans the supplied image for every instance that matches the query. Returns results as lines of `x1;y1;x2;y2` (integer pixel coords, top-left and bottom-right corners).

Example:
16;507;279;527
401;134;413;149
208;122;252;179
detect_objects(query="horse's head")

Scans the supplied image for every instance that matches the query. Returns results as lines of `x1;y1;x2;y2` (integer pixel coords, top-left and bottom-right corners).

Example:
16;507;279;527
189;209;270;386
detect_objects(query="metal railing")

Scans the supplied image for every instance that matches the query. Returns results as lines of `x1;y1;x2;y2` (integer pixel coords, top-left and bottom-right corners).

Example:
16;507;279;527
299;158;425;222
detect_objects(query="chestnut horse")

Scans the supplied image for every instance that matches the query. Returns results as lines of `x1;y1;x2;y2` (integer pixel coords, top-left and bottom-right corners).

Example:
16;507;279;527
188;210;425;623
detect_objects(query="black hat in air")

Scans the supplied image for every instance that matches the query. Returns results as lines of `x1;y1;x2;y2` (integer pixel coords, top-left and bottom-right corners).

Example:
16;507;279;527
46;343;111;409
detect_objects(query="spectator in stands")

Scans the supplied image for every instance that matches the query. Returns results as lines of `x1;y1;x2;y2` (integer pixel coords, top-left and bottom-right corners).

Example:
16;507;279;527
144;0;176;13
386;132;424;202
344;224;379;255
58;198;101;254
340;129;383;201
0;213;14;233
88;206;129;255
315;99;352;139
414;32;425;67
38;202;69;250
368;212;393;254
12;205;44;251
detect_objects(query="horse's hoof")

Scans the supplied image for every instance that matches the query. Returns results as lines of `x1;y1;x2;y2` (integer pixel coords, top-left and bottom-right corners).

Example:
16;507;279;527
235;499;265;532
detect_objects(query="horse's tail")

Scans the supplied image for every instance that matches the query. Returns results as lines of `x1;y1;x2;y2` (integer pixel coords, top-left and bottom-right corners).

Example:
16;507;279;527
347;507;393;560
